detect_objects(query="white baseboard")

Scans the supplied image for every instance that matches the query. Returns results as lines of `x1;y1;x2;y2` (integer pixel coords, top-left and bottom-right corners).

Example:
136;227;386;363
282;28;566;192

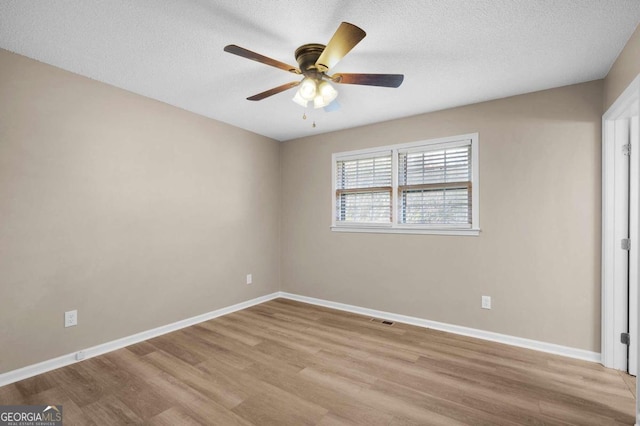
278;292;602;364
0;290;602;388
0;292;280;387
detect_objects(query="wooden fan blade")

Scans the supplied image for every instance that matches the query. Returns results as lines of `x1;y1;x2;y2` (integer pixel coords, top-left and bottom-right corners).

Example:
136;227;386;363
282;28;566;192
247;81;300;101
224;45;300;74
315;22;366;72
331;73;404;88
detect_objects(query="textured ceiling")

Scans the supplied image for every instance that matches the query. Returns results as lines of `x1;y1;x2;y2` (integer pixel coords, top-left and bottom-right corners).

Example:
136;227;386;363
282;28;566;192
1;1;639;141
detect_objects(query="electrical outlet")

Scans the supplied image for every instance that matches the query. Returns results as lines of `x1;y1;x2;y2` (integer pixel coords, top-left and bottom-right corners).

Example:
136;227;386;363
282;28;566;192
481;296;491;310
64;310;78;327
246;274;252;285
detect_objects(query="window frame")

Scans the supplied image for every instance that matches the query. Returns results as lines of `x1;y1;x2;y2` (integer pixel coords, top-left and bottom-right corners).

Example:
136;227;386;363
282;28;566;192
331;133;480;236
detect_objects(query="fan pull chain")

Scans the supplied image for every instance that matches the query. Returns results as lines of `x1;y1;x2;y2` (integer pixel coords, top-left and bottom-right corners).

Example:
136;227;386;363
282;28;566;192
301;112;316;128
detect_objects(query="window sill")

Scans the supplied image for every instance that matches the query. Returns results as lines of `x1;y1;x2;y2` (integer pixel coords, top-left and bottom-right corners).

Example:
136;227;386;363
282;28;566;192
330;226;481;236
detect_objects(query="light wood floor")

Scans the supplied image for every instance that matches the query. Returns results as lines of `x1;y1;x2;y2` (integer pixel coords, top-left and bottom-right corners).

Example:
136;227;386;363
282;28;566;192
0;299;635;425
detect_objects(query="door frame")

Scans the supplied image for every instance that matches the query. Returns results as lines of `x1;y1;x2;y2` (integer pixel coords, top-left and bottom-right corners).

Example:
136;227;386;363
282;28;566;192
602;73;640;372
602;74;640;425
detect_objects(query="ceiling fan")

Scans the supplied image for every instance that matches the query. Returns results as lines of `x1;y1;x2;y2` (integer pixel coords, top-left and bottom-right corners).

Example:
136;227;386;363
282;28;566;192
223;22;404;109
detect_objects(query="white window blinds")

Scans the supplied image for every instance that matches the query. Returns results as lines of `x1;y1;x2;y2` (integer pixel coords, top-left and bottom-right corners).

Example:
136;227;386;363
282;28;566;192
332;133;478;235
398;142;472;226
335;152;392;223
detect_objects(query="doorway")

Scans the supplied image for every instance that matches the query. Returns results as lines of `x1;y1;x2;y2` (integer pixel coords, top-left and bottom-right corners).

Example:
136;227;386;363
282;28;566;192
602;74;640;379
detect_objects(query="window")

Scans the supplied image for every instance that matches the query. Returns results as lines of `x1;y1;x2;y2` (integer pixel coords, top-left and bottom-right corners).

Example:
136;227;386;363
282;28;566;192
335;151;392;224
332;133;479;235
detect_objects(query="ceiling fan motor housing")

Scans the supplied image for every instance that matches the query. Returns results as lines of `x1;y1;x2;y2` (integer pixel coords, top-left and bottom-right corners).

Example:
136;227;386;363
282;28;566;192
295;44;327;77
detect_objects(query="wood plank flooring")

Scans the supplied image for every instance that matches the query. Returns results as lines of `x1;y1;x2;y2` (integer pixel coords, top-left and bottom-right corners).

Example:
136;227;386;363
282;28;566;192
0;298;635;425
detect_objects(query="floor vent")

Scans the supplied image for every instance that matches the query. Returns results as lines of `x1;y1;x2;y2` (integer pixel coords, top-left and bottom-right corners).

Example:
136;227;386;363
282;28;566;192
370;318;395;326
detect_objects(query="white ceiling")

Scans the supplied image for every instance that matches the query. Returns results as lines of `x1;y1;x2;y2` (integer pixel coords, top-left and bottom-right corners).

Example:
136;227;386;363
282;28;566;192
1;1;639;141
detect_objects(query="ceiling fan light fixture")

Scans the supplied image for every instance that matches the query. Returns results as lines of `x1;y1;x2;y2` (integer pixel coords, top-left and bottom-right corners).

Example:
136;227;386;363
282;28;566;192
313;94;328;109
312;81;338;109
298;77;318;101
318;80;338;102
292;90;309;107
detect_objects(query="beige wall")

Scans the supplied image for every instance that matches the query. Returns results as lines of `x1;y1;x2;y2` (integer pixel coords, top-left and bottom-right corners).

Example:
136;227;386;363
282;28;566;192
281;81;603;352
0;49;281;373
604;24;640;111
